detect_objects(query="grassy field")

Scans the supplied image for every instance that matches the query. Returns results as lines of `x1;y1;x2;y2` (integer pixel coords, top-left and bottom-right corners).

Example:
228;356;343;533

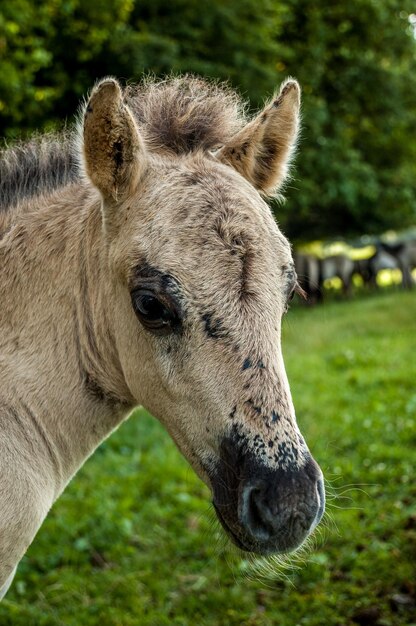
1;290;415;626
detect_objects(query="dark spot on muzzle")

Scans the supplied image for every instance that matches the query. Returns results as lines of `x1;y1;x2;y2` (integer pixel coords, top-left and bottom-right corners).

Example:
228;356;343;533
242;357;252;370
211;436;325;555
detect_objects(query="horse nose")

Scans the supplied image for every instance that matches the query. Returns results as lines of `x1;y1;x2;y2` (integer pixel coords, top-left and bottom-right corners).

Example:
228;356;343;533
239;460;325;551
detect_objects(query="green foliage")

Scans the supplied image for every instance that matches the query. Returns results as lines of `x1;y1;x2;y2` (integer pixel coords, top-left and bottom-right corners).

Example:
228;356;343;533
275;1;416;239
0;0;415;236
0;0;282;136
0;0;56;130
0;291;415;625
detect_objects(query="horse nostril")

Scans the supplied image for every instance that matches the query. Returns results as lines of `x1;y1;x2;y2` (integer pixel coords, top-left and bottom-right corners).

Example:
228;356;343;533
240;481;277;541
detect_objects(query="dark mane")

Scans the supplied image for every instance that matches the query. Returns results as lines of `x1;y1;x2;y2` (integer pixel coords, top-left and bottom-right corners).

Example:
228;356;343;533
0;76;247;211
0;132;78;212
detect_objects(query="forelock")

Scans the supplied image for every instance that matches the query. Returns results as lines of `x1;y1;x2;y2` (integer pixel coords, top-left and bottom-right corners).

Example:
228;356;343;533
124;75;247;155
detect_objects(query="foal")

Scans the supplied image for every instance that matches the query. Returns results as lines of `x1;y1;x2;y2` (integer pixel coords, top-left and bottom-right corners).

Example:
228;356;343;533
0;76;324;598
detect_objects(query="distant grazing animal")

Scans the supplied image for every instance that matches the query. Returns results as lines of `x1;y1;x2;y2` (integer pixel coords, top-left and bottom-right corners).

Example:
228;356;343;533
319;254;355;296
0;76;325;599
295;252;355;302
294;252;321;303
354;245;399;288
379;240;416;289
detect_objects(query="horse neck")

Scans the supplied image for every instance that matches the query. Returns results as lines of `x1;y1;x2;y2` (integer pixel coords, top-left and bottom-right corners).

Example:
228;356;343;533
0;183;134;495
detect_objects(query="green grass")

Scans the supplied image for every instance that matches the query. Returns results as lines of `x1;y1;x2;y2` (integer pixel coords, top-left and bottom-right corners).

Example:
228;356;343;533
1;290;416;626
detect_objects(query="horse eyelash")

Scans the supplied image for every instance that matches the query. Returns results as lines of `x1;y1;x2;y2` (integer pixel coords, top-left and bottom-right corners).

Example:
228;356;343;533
294;281;307;301
285;281;306;313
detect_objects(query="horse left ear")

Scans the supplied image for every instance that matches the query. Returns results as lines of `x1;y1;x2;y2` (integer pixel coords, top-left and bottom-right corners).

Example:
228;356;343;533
217;79;300;196
82;78;146;203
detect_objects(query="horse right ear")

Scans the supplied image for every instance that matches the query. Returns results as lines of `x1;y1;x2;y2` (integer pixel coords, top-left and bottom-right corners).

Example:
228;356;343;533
217;79;300;196
82;78;146;203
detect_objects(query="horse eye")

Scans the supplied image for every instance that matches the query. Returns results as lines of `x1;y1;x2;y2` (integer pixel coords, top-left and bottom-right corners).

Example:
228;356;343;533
136;294;166;320
131;290;180;335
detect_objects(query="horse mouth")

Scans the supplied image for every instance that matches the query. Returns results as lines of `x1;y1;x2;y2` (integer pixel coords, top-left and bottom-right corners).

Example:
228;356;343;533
213;502;251;552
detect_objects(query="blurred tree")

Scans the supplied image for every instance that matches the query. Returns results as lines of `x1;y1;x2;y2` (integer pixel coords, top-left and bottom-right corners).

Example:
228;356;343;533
274;0;416;239
101;0;284;105
0;0;415;237
0;0;283;136
0;0;56;132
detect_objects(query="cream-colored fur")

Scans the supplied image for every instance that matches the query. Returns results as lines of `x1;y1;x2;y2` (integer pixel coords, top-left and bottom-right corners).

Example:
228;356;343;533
0;76;313;594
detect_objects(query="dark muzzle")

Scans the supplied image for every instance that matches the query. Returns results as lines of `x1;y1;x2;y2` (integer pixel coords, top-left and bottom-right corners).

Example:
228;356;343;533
212;442;325;555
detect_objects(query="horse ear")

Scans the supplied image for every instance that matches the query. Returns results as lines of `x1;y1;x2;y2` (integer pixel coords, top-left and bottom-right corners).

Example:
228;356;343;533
217;79;301;195
82;78;145;202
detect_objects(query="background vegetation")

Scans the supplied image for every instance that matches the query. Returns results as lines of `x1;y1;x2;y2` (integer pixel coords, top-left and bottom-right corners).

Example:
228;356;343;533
0;290;415;625
1;0;415;238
